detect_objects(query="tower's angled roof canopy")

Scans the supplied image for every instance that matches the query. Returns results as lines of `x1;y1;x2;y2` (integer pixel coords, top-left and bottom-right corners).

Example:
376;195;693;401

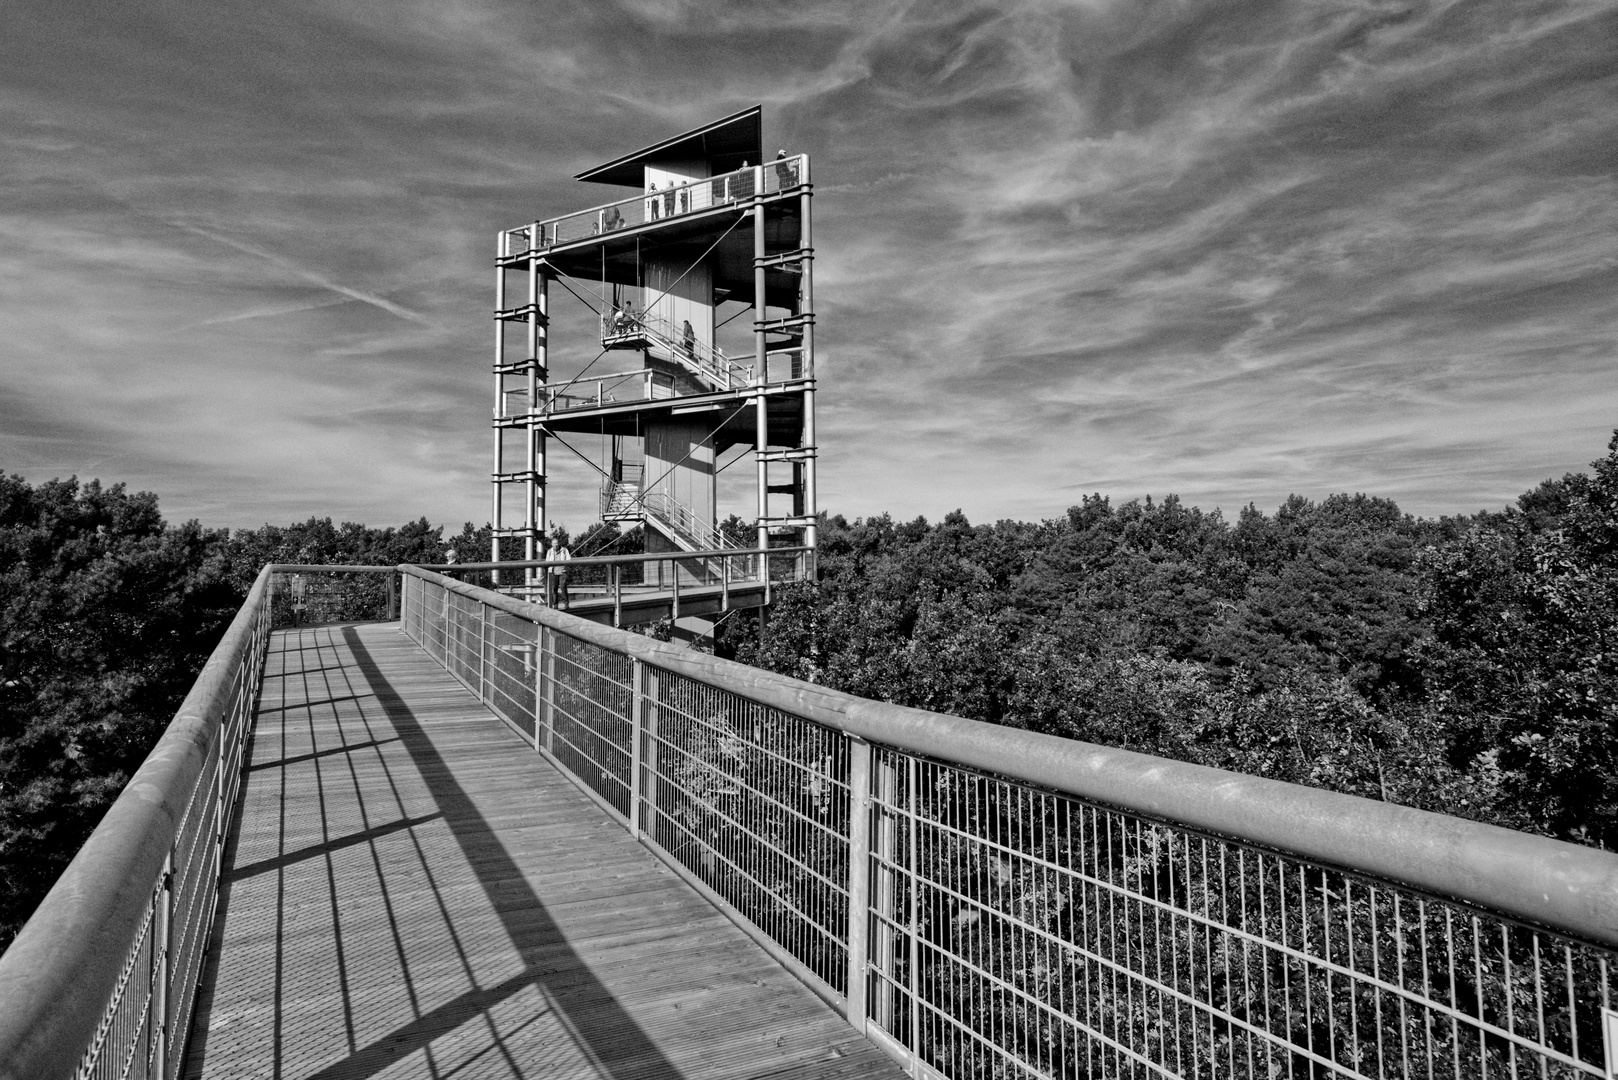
574;106;762;187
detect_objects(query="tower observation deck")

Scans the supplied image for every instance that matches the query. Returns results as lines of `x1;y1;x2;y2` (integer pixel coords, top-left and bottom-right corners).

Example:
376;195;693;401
491;107;816;628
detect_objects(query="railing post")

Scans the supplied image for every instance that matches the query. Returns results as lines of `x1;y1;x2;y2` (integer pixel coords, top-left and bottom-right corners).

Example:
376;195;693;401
531;624;544;752
153;852;173;1080
540;626;556;754
214;699;227;899
629;658;644;840
386;572;397;622
477;603;487;703
643;665;661;847
845;735;871;1034
613;565;622;629
871;754;899;1036
905;755;921;1056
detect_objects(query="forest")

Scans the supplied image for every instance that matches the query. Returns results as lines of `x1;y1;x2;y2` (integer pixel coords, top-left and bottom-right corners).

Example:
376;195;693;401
0;430;1614;946
726;434;1618;854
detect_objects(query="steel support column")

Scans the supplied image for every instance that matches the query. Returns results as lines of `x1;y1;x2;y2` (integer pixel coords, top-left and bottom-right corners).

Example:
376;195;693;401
753;190;769;559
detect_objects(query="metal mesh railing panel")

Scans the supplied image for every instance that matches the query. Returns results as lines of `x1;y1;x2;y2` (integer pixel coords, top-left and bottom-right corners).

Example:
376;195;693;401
68;582;273;1080
865;749;1618;1080
269;571;393;626
643;667;850;993
545;630;635;817
77;888;159;1080
446;591;479;688
421;580;448;664
392;572;1618;1080
482;612;538;739
163;713;222;1079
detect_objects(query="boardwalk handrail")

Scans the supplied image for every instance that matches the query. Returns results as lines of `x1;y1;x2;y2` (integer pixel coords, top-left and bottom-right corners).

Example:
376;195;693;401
0;564;395;1080
6;561;1617;1078
401;565;1618;1078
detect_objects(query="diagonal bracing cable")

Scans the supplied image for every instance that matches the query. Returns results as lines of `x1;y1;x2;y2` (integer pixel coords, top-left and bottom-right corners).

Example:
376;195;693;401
715;305;750;331
636;212;746;319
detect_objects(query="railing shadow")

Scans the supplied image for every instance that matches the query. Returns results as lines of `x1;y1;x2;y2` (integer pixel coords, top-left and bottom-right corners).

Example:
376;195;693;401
186;625;688;1080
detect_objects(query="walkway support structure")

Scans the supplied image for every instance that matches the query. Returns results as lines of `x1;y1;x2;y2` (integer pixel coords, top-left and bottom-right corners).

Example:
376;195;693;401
493;106;817;621
5;563;1618;1079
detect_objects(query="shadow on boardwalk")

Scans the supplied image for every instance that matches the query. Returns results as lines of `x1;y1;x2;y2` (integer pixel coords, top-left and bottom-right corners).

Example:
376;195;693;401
184;623;892;1080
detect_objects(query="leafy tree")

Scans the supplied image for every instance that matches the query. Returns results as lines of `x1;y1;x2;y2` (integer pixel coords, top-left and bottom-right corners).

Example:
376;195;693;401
1417;433;1618;843
0;476;236;945
726;429;1618;849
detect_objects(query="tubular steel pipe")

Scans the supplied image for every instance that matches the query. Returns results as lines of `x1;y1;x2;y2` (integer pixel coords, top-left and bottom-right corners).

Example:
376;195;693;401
402;565;1618;950
420;546;804;574
0;566;275;1080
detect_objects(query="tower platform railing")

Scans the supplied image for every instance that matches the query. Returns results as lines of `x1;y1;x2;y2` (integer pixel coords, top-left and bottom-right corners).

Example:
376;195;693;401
519;344;811;420
500;154;808;257
5;562;1618;1079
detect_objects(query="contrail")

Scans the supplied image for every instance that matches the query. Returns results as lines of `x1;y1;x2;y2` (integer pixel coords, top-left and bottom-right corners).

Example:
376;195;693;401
186;296;355;328
169;221;432;326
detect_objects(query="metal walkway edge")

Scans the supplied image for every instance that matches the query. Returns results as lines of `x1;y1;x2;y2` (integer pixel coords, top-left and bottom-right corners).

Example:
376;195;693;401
183;623;901;1080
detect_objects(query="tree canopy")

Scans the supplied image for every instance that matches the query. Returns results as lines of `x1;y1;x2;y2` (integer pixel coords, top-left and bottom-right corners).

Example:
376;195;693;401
725;432;1618;849
3;430;1616;945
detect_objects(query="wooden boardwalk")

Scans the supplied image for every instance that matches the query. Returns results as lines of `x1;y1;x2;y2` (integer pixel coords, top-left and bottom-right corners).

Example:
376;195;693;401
183;623;900;1080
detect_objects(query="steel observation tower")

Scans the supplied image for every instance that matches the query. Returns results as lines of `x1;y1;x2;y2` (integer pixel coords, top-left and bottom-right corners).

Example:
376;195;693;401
490;107;817;632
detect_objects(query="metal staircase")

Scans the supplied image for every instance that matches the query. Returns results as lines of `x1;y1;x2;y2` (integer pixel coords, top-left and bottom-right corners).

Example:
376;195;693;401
600;308;752;393
600;475;756;577
601;467;644;519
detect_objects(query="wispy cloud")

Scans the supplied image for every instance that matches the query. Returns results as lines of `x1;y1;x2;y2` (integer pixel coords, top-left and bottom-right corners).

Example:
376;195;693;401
0;0;1614;532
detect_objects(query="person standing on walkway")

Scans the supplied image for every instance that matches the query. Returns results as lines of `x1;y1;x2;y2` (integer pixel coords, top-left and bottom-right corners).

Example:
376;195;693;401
549;536;572;609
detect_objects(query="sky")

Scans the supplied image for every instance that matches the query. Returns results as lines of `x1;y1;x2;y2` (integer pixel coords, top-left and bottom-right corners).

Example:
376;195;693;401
3;0;1616;533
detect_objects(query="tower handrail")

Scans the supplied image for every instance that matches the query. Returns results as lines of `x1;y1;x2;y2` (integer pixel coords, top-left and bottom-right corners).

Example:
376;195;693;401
501;154;807;256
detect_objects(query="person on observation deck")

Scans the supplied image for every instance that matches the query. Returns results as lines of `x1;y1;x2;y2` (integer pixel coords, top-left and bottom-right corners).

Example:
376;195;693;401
774;149;797;190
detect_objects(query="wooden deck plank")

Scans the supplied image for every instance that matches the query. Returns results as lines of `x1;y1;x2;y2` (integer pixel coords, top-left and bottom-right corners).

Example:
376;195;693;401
183;623;902;1080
